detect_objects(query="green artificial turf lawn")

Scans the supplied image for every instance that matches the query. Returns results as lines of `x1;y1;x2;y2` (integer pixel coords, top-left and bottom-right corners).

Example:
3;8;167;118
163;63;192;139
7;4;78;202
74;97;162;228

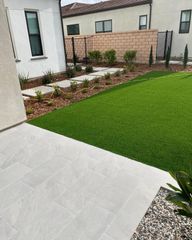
30;71;192;173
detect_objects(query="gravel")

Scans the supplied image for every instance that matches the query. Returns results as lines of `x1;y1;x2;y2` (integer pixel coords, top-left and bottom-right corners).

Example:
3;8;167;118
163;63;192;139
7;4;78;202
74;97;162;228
131;187;192;240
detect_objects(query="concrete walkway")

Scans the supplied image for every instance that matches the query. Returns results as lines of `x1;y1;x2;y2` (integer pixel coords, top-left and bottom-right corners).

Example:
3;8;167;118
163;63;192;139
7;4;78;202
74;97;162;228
0;124;175;240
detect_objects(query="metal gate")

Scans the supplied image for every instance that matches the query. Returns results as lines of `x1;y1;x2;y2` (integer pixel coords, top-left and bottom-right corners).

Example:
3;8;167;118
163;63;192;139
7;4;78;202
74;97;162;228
156;31;173;60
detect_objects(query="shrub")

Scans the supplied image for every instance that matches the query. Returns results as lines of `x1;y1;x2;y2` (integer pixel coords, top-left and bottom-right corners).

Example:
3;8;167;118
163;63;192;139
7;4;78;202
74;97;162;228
166;171;192;218
42;70;54;85
26;107;34;115
104;49;116;65
88;50;102;64
124;50;137;65
35;90;43;102
115;70;121;77
85;65;93;73
70;81;78;92
82;79;89;88
18;73;29;89
66;67;76;78
75;65;82;72
53;85;61;97
183;44;189;69
104;73;111;80
165;46;171;68
149;46;154;67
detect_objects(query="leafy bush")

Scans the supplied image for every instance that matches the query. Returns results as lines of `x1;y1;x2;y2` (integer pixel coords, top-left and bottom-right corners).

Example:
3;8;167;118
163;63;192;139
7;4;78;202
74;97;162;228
42;70;54;85
149;46;154;67
124;50;137;65
166;171;192;218
183;44;188;69
75;65;82;72
82;79;89;88
104;49;117;65
18;73;29;89
53;85;61;97
115;70;121;77
88;50;102;64
85;65;93;73
35;90;43;102
70;81;78;92
66;67;76;78
104;73;111;80
165;46;171;68
26;107;34;115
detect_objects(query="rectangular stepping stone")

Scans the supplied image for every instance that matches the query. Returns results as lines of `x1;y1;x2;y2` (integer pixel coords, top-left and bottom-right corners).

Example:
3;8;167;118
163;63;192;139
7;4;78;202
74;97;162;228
48;80;81;89
89;71;111;77
23;96;30;100
70;75;99;82
106;68;124;73
22;86;54;97
93;67;109;72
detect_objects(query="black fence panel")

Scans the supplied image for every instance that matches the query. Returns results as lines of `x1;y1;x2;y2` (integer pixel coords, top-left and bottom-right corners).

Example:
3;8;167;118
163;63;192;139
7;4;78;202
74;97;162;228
156;31;173;60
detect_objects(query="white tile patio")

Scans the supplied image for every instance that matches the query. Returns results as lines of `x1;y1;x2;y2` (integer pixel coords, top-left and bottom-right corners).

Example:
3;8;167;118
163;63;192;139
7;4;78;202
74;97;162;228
71;74;99;82
22;86;54;97
0;123;175;240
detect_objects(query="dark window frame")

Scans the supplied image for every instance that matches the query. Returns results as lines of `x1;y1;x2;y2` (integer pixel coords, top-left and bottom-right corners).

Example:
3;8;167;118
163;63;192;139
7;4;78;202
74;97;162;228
25;10;43;57
67;24;80;35
95;19;112;33
179;10;191;34
139;15;148;30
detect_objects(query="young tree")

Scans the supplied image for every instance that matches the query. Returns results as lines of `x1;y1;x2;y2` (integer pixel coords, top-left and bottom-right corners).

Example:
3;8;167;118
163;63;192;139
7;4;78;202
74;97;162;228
165;46;171;69
183;44;189;69
149;45;154;67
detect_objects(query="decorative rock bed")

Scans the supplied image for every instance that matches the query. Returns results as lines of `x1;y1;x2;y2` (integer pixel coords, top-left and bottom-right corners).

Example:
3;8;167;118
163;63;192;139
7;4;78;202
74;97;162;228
131;187;192;240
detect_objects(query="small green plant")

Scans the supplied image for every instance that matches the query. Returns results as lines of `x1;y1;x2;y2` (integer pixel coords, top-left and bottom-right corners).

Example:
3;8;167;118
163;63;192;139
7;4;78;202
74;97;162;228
88;50;102;64
94;77;100;84
66;67;76;78
104;49;117;65
42;70;54;85
128;64;135;72
82;79;89;88
166;171;192;218
75;65;82;72
115;70;121;77
85;65;93;73
82;88;88;94
70;81;78;92
18;73;29;89
165;46;171;69
122;66;128;74
47;100;54;106
149;46;154;67
183;44;189;69
65;92;73;100
53;85;61;97
26;107;34;115
104;73;111;80
35;90;43;102
124;50;137;66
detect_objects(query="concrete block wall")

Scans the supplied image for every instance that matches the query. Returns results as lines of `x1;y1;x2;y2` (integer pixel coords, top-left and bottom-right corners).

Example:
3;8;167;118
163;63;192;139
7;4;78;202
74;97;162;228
65;30;158;63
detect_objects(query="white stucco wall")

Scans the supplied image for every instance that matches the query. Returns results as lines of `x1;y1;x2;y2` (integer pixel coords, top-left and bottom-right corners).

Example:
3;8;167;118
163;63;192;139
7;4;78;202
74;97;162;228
151;0;192;58
63;4;150;35
0;0;26;131
4;0;66;78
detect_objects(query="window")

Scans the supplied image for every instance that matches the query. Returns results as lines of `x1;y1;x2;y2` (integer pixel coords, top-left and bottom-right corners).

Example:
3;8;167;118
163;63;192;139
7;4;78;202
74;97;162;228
25;11;43;57
95;20;112;33
139;15;147;30
179;10;191;33
67;24;80;35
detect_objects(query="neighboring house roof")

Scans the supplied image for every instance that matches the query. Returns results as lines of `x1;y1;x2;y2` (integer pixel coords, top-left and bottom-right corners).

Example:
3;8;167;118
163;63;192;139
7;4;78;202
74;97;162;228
62;2;91;12
62;0;152;18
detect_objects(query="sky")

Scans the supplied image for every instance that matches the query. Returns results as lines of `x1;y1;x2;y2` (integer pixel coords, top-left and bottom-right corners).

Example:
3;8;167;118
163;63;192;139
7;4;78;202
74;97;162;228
61;0;107;6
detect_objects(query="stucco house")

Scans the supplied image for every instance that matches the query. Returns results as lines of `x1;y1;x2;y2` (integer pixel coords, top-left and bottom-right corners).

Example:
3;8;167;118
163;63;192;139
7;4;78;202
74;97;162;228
4;0;66;78
62;0;192;59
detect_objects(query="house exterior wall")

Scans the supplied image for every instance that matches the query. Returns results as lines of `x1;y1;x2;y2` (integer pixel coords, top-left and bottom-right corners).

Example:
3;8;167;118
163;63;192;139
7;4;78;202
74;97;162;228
0;0;26;131
4;0;66;78
65;30;157;63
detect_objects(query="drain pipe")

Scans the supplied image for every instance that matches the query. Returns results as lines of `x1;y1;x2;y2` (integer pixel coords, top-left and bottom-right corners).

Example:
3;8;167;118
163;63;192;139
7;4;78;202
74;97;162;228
59;0;67;67
149;2;152;29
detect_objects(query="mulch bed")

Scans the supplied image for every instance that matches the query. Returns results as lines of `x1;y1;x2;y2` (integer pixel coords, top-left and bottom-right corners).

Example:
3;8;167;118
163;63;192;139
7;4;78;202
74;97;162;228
25;64;192;120
131;187;192;240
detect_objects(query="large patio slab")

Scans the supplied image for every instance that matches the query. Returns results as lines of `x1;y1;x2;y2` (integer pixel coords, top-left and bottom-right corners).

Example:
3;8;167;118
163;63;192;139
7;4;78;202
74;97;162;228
0;123;175;240
22;86;54;97
71;74;99;82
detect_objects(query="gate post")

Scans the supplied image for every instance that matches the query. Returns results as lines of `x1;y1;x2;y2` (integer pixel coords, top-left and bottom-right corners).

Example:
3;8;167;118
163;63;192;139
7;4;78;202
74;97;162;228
164;30;168;60
71;37;76;66
84;37;88;65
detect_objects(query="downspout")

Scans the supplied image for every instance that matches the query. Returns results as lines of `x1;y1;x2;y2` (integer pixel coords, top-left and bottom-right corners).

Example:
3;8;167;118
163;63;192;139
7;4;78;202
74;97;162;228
149;1;152;29
59;0;67;68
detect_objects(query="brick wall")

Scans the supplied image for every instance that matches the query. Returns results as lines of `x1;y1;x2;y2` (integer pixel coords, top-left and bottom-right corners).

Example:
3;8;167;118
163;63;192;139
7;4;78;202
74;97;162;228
65;30;158;64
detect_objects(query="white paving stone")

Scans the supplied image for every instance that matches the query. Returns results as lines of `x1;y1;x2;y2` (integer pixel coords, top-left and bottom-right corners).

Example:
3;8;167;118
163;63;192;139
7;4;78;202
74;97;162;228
23;96;30;100
47;80;72;89
89;71;113;77
70;74;99;82
22;86;54;97
0;123;176;240
106;68;124;73
93;67;109;71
